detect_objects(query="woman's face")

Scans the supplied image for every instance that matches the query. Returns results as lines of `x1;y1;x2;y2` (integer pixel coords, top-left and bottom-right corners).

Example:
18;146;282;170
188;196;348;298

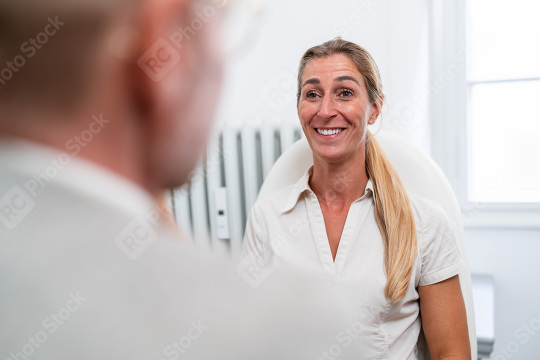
297;54;380;164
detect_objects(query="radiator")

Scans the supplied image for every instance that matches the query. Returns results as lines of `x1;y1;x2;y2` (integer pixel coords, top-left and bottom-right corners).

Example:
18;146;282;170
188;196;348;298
171;120;303;257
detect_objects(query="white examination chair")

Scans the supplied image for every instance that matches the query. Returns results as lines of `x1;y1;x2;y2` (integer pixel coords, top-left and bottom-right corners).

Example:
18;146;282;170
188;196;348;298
256;129;477;360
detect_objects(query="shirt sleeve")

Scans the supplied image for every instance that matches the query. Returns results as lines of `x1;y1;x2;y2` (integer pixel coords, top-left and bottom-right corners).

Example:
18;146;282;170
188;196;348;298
417;202;464;287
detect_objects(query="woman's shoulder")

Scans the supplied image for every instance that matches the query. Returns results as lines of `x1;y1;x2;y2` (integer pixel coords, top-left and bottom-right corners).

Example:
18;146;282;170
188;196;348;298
407;193;463;286
407;192;455;238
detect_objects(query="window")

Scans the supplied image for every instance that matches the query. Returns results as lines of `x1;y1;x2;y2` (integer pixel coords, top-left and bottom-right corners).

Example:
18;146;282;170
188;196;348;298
430;0;540;227
467;0;540;203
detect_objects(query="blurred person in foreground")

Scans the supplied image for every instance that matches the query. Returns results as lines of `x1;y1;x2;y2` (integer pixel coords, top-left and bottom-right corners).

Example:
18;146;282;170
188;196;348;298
0;1;367;359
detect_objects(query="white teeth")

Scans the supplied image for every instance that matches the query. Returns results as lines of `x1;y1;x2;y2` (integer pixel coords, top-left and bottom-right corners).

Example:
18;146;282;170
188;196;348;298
317;128;344;136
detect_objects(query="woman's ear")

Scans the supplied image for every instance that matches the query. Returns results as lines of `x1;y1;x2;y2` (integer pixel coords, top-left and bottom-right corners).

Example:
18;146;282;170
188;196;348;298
368;101;382;125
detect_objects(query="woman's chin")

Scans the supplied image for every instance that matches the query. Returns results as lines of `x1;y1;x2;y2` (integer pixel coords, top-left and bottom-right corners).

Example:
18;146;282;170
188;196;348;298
313;149;349;164
310;142;364;165
309;141;339;158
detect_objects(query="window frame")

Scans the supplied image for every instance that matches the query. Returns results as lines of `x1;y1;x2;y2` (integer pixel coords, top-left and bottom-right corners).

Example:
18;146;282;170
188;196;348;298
429;0;540;229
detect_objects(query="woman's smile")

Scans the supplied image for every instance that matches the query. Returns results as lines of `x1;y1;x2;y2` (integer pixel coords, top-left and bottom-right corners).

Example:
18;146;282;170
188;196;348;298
315;127;346;137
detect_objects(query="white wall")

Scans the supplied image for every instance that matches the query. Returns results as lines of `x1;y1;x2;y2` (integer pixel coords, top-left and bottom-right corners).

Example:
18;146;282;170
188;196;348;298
216;0;430;152
467;229;540;360
216;1;540;359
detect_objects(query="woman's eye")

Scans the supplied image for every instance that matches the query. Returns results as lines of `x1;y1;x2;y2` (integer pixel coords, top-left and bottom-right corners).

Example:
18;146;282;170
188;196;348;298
306;91;317;99
340;89;354;97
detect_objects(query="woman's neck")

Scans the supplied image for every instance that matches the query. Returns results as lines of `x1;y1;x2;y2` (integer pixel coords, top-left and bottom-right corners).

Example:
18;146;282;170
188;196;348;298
309;148;369;211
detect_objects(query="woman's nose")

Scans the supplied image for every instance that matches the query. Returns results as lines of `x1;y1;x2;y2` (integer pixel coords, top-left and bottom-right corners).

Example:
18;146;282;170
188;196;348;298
317;96;338;119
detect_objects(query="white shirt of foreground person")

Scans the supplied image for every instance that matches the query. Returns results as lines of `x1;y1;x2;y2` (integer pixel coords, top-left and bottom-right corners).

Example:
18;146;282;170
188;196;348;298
0;139;371;360
242;167;464;360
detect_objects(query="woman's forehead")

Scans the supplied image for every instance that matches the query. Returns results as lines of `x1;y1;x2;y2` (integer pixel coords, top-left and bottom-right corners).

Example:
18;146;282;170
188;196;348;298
302;54;364;87
303;54;363;80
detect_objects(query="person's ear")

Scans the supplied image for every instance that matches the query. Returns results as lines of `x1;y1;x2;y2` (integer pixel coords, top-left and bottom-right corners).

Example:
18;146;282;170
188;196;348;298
368;101;382;125
128;0;192;123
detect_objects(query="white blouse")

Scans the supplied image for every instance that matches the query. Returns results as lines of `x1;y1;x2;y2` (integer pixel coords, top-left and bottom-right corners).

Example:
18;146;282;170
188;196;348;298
242;167;463;359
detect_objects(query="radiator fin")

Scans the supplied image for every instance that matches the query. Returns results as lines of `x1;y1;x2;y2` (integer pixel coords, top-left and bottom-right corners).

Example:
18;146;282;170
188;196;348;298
173;120;302;257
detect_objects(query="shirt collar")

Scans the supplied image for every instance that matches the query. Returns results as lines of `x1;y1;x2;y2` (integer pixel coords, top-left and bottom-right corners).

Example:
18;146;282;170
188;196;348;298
281;166;375;213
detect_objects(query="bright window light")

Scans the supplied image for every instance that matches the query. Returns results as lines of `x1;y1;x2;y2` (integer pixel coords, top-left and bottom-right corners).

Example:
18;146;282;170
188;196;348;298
467;0;540;203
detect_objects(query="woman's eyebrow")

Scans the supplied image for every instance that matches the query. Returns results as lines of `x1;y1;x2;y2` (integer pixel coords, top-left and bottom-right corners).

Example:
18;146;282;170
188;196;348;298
302;76;360;88
302;78;320;87
335;75;360;86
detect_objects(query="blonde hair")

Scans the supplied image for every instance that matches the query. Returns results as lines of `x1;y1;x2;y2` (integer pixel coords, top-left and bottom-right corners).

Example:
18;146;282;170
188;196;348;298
297;38;417;303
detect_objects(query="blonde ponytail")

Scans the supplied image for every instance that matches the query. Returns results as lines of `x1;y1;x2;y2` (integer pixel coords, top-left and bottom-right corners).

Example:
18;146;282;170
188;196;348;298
366;131;417;303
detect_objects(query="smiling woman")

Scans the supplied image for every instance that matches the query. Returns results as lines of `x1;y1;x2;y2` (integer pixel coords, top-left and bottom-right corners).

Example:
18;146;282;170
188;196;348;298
296;47;417;303
242;38;471;360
